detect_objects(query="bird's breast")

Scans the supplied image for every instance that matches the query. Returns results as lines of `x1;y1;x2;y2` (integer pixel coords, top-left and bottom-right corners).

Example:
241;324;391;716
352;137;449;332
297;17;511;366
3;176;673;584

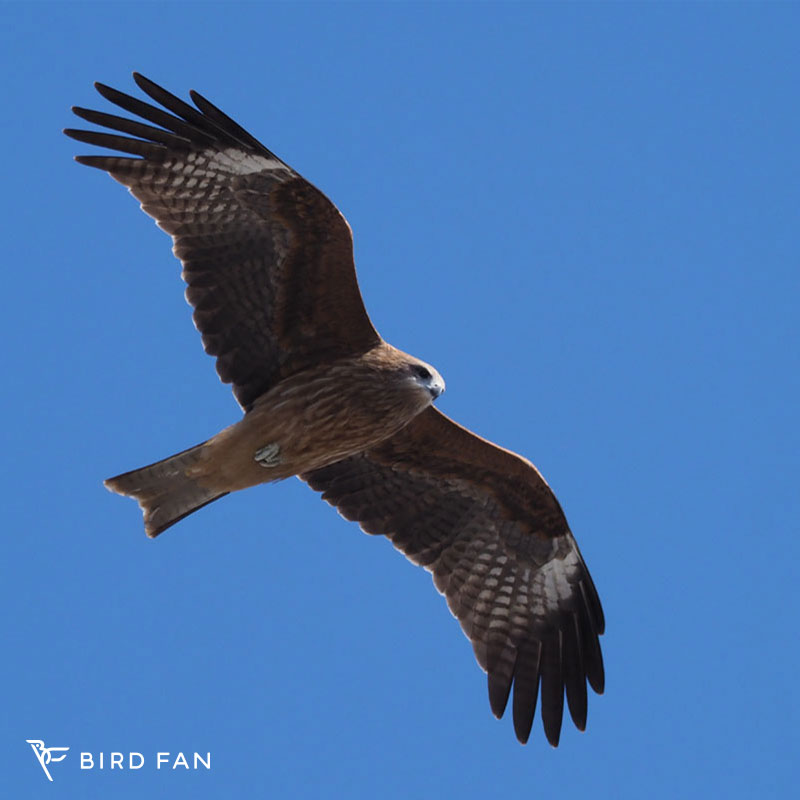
192;359;427;493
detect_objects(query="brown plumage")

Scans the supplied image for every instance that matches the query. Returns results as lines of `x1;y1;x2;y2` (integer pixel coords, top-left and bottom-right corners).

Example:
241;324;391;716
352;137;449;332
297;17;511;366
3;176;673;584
65;73;605;747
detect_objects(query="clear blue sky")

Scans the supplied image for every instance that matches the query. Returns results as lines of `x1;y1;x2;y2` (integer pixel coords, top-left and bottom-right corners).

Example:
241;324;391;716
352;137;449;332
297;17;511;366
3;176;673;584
3;2;798;798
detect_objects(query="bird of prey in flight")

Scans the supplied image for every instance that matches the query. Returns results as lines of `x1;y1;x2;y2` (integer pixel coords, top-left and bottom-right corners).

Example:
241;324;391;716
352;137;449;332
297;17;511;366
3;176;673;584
65;74;605;746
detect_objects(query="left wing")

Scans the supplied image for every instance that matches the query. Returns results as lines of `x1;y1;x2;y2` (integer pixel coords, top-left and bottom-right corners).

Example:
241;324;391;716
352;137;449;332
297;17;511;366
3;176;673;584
302;407;604;746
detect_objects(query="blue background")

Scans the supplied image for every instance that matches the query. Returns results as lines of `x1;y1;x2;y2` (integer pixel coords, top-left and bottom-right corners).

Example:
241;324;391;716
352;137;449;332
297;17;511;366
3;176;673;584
3;2;798;797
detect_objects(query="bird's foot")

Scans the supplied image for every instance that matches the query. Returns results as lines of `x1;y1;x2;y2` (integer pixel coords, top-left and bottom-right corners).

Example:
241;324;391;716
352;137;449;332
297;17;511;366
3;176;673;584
254;442;282;468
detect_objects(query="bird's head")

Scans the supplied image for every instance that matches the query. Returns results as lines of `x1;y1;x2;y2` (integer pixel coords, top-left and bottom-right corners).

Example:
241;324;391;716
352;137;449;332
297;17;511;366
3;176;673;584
365;344;445;415
407;359;445;402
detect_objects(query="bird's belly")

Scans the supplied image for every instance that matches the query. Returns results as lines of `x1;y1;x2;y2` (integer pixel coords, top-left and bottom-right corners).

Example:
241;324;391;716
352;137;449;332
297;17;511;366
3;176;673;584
189;382;416;493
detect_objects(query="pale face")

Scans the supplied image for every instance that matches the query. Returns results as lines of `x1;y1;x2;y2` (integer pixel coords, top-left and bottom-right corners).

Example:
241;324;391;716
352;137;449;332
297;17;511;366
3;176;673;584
406;360;446;402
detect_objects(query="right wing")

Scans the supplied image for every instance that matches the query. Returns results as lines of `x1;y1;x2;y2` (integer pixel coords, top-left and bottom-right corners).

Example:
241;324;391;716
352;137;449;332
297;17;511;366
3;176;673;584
65;73;381;410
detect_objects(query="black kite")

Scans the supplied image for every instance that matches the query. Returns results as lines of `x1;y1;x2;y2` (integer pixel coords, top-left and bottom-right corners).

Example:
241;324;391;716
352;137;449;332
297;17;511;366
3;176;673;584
65;74;605;746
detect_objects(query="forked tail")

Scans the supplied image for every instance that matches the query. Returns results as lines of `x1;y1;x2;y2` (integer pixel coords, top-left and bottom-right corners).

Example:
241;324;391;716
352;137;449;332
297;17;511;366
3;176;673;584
104;441;228;537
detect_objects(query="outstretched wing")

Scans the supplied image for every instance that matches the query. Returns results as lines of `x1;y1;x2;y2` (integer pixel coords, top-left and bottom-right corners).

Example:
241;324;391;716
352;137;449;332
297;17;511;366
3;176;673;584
65;73;380;410
302;407;604;746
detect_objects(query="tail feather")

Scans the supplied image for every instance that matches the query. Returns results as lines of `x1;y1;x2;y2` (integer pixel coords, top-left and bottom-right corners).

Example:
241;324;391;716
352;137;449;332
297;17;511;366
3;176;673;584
104;441;228;537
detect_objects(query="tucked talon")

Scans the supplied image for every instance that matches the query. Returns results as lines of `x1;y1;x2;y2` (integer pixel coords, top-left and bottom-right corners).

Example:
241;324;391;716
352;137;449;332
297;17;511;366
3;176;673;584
254;442;281;467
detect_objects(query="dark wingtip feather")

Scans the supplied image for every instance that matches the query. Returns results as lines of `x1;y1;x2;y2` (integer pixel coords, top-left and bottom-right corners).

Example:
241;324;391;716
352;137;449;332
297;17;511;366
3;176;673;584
132;71;154;92
73;154;138;170
487;672;512;719
511;643;541;744
587;643;605;695
513;718;532;745
94;81;117;100
133;72;201;123
543;710;564;747
563;615;588;731
64;128;166;159
133;73;182;108
539;633;565;748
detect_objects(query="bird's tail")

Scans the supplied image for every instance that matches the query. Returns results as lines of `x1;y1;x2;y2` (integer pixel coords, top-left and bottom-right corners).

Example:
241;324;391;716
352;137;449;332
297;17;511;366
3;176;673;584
104;441;228;537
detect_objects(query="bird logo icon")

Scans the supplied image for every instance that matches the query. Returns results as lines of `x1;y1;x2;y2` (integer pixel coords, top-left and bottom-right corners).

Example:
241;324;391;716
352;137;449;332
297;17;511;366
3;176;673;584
26;739;69;781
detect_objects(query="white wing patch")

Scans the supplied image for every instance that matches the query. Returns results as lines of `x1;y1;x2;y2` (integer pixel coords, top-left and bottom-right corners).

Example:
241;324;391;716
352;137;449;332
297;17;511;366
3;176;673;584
156;149;290;185
532;547;580;613
210;148;286;176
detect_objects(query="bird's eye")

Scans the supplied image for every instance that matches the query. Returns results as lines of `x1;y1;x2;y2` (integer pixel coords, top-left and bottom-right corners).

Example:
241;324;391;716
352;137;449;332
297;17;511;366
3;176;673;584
414;365;431;380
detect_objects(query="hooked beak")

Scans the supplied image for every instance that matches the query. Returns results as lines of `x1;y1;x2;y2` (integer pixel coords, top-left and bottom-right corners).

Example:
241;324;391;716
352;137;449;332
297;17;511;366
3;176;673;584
430;377;445;399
